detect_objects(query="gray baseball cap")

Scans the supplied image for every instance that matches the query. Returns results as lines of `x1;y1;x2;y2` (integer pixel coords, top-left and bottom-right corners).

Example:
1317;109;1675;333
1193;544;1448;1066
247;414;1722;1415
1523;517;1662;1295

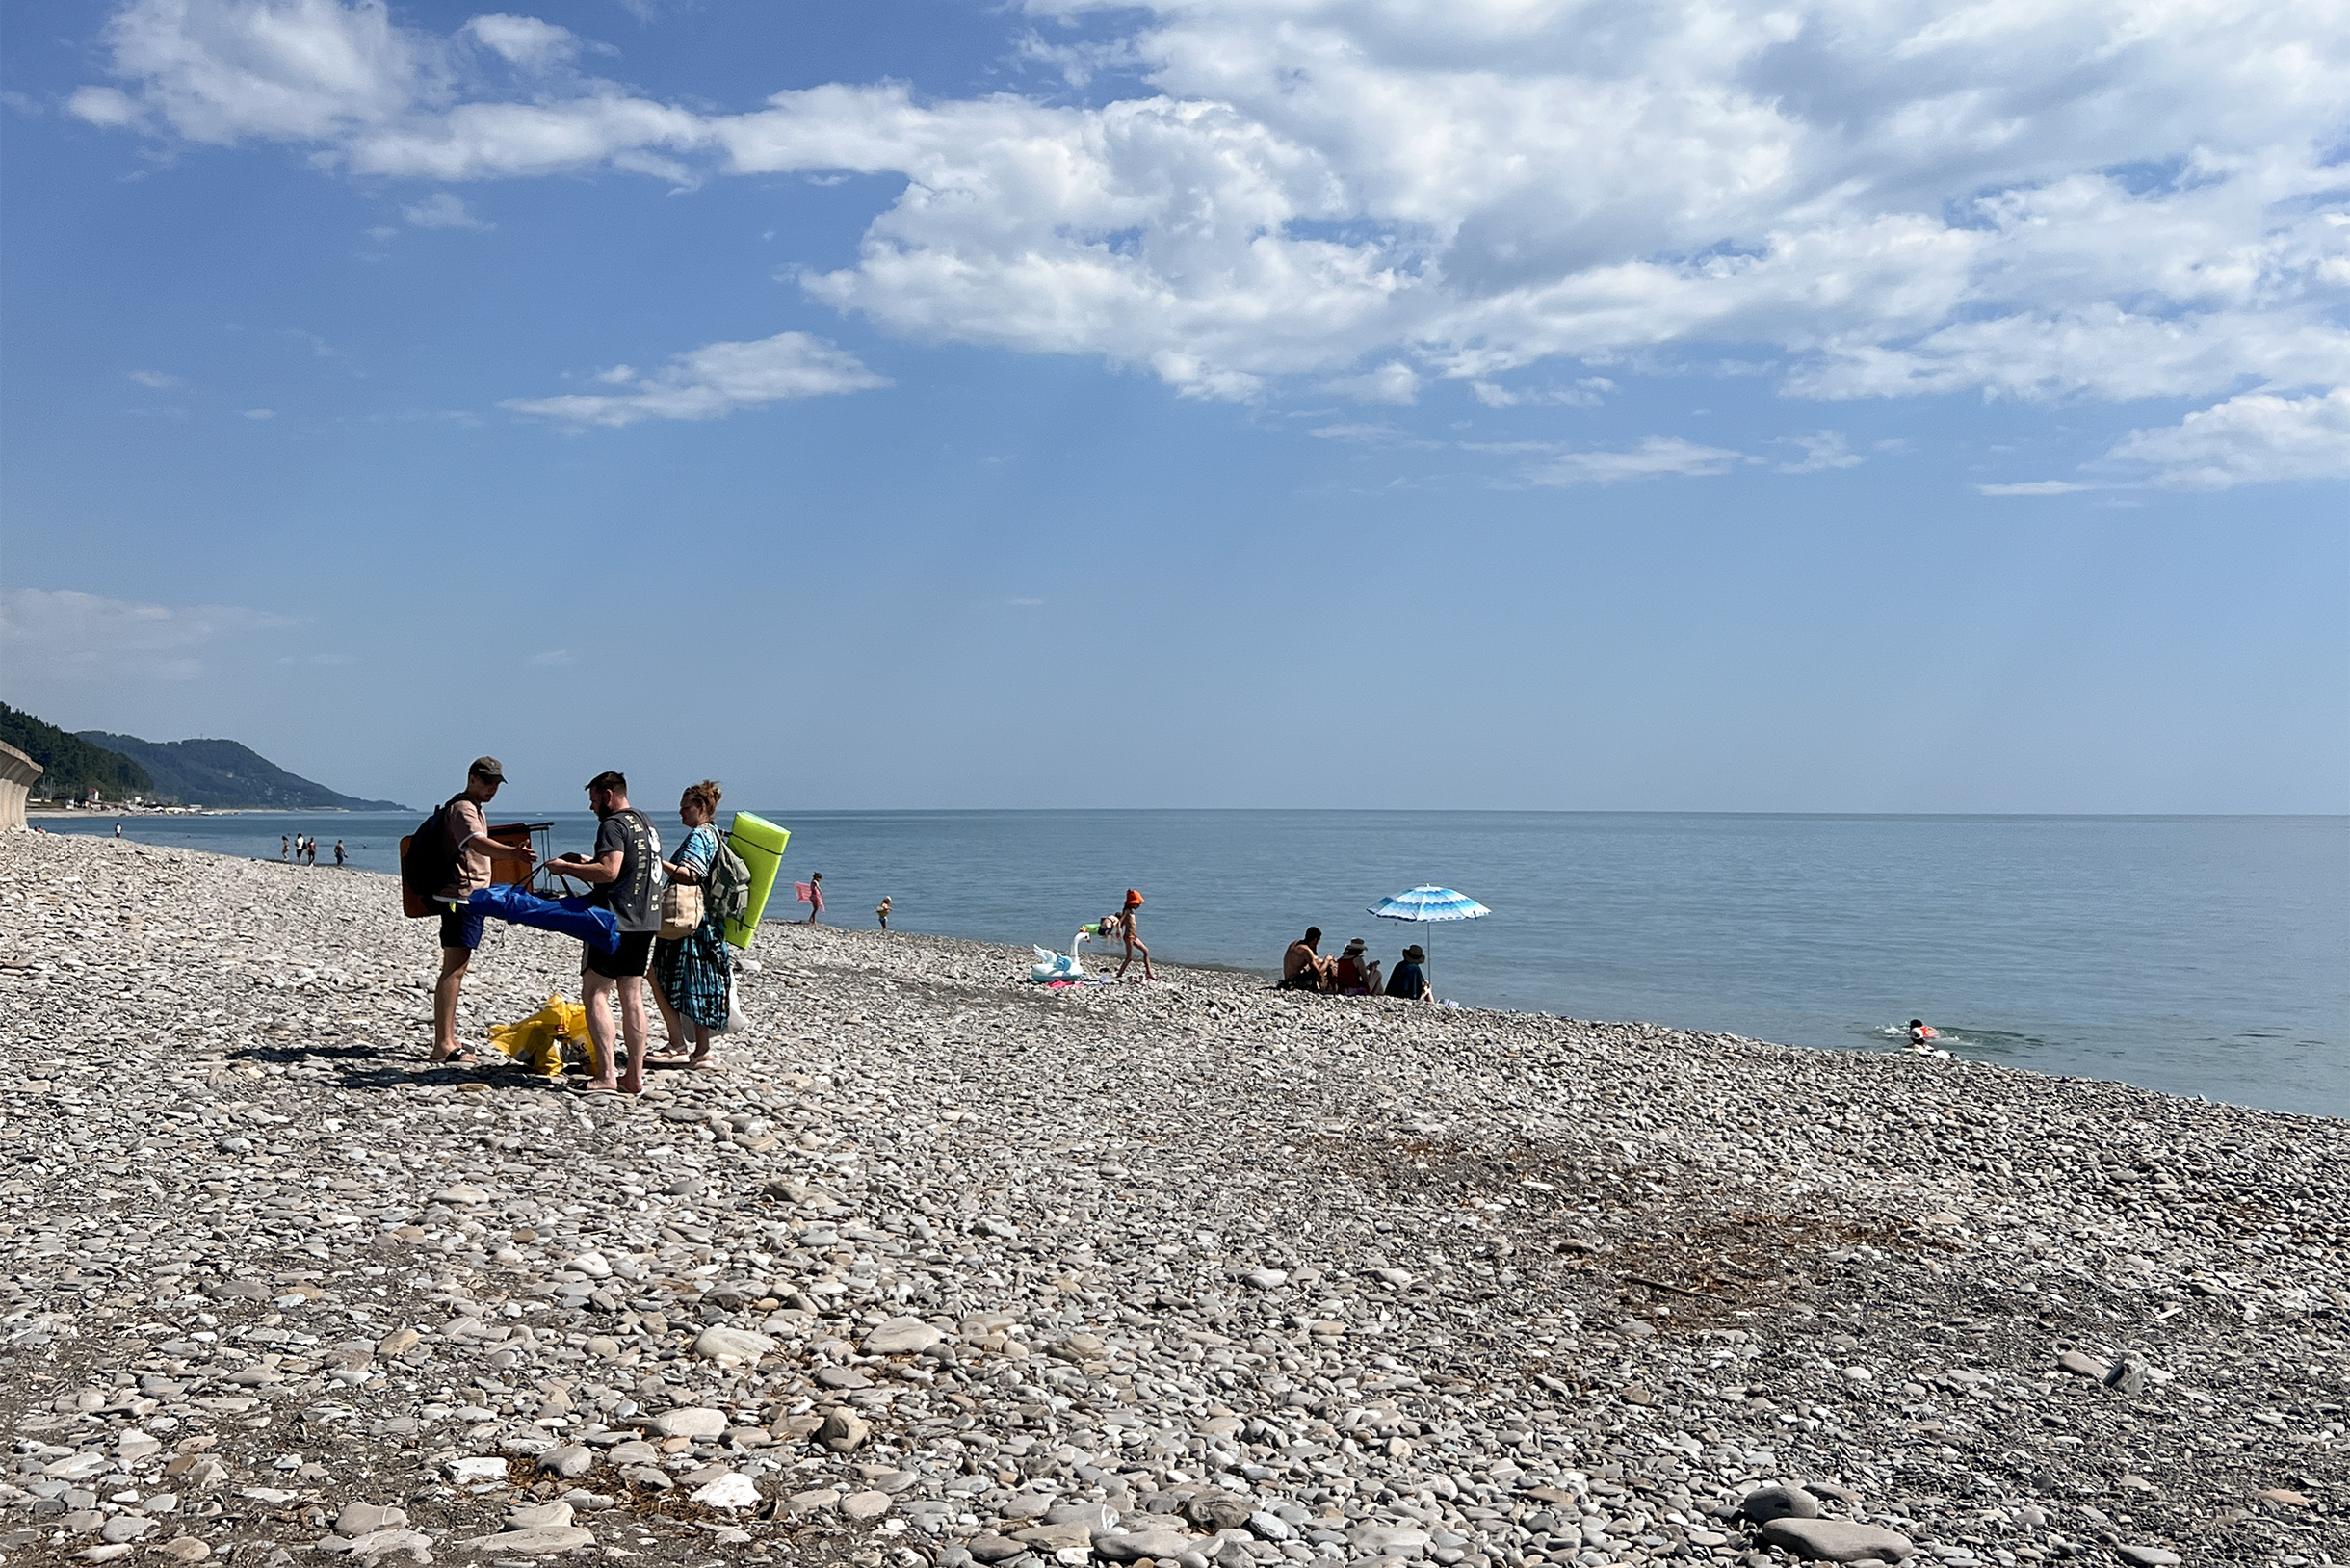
469;756;506;782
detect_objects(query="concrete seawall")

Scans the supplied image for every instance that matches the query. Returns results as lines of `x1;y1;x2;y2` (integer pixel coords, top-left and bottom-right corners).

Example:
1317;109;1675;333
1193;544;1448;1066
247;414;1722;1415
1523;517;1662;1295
0;740;41;830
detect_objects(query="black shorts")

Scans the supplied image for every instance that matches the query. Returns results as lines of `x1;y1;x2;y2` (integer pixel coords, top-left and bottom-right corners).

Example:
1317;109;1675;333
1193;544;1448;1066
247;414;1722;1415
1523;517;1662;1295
585;930;655;980
439;905;485;951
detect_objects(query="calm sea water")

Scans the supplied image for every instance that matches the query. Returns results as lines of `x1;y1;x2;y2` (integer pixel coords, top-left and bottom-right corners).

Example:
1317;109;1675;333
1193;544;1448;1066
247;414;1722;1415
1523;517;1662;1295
46;809;2348;1119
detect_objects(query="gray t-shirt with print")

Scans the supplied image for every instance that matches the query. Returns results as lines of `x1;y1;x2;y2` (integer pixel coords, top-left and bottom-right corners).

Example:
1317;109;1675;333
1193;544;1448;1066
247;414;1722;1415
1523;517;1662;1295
593;808;664;933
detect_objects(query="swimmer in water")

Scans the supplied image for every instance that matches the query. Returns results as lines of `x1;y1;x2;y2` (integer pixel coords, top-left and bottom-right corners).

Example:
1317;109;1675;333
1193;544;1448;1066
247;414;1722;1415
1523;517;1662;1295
1907;1018;1939;1052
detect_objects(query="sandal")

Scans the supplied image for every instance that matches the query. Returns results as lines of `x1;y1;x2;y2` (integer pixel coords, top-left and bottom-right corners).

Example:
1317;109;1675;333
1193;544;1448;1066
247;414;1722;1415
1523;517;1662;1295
574;1082;622;1094
426;1048;480;1066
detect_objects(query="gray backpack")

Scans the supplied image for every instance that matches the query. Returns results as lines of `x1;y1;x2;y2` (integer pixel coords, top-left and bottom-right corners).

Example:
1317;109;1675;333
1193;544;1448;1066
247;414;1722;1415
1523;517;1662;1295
704;834;755;928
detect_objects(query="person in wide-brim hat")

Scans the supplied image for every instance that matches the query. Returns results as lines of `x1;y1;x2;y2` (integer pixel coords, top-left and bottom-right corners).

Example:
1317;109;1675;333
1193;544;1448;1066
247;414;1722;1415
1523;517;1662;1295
1386;944;1432;1001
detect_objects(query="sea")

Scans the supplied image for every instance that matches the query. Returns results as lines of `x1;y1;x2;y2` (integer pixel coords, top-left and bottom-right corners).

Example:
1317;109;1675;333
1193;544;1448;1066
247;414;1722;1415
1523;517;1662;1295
43;809;2349;1120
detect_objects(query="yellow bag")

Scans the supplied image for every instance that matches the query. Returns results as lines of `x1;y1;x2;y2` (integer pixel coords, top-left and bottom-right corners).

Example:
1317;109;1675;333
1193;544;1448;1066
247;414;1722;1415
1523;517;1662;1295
489;996;591;1077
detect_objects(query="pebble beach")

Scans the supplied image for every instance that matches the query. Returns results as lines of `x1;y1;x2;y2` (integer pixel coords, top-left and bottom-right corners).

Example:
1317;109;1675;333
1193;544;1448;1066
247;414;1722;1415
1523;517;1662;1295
1;830;2343;1568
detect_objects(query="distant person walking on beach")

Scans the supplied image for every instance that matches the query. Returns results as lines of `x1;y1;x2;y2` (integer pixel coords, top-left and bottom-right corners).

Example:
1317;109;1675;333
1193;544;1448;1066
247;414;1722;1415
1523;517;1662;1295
553;771;662;1095
429;758;535;1066
113;823;121;839
801;870;824;925
281;834;291;862
1385;944;1432;1001
333;839;346;867
1115;889;1153;980
875;896;891;930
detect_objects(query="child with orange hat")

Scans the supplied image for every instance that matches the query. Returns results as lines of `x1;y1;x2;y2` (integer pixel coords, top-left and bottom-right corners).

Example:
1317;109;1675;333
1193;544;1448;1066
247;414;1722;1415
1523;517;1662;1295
1116;889;1153;981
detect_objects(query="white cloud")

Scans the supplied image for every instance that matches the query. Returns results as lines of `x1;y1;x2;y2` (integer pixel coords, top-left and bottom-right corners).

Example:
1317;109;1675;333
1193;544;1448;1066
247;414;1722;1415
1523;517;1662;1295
501;329;888;426
0;588;285;682
1309;421;1438;447
1776;431;1861;474
1324;361;1419;405
2106;387;2350;490
127;368;179;388
93;0;441;144
529;648;572;666
63;0;2350;451
1976;480;2098;497
1528;437;1750;486
242;407;274;418
461;13;577;69
66;85;139;126
1472;376;1613;408
403;190;487;228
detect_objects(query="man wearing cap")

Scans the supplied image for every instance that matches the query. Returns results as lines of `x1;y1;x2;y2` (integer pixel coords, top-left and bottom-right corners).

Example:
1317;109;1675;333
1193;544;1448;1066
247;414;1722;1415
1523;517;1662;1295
431;757;536;1064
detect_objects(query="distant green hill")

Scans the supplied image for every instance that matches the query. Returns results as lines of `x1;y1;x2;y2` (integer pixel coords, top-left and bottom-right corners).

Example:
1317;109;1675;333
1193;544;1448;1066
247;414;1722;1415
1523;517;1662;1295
0;702;152;800
76;731;407;811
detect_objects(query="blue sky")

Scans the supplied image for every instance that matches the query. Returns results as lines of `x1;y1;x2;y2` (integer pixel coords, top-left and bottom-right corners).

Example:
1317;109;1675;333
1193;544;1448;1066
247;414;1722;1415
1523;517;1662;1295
3;0;2345;813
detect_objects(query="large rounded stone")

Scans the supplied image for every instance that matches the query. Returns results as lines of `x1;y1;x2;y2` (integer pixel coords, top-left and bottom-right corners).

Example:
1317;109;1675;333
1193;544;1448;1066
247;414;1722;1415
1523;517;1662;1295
1739;1485;1822;1525
651;1407;728;1439
692;1325;779;1364
1756;1519;1915;1563
457;1526;596;1555
863;1315;946;1354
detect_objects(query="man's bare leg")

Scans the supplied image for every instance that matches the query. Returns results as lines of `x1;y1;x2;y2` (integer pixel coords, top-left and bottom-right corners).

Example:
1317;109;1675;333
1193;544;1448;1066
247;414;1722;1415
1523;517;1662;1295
581;970;621;1089
616;976;649;1094
431;948;471;1058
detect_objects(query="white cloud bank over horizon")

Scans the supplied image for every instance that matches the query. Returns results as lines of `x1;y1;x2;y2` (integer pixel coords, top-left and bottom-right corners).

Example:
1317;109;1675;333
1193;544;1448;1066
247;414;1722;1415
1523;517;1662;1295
0;588;287;682
62;0;2350;467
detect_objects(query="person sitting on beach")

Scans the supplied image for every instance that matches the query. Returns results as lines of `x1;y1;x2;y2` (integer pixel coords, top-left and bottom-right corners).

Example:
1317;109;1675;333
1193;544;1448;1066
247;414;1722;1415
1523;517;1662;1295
1115;889;1154;980
1385;944;1432;1001
1330;937;1378;996
1907;1018;1939;1051
1281;928;1332;991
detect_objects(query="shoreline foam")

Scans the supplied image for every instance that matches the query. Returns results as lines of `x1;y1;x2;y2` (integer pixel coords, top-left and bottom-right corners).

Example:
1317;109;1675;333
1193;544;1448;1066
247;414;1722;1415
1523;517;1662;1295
2;830;2342;1566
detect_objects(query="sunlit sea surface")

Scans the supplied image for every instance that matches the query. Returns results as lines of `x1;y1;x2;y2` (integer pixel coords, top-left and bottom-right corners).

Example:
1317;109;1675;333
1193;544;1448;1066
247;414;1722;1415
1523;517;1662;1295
46;808;2347;1118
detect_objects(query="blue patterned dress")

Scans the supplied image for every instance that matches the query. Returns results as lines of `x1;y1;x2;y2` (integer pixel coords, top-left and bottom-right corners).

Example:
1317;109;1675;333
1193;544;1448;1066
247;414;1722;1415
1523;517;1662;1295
653;823;733;1029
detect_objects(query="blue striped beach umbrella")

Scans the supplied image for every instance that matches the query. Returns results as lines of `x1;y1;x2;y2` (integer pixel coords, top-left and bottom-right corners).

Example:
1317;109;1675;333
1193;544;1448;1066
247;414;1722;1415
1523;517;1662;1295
1366;885;1490;980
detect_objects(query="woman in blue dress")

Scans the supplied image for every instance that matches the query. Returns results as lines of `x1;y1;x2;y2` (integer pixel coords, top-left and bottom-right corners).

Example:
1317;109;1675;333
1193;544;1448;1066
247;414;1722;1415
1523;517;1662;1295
651;779;734;1069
